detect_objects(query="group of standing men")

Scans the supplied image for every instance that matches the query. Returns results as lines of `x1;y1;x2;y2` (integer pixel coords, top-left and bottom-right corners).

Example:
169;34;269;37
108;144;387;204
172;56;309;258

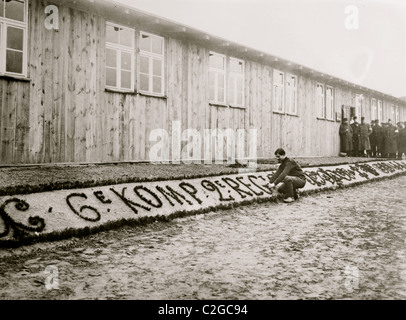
339;116;406;159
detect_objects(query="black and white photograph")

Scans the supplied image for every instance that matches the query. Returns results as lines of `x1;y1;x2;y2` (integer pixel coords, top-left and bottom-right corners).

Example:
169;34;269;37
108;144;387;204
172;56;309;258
0;0;406;307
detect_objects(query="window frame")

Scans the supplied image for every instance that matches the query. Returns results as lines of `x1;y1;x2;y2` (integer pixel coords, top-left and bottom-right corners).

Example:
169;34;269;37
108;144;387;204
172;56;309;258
325;85;335;120
355;94;363;120
105;22;135;92
273;69;285;113
0;0;29;78
209;51;227;105
138;30;165;97
228;57;245;108
377;100;383;123
316;83;325;119
371;98;377;121
395;105;399;123
285;73;298;115
390;104;395;122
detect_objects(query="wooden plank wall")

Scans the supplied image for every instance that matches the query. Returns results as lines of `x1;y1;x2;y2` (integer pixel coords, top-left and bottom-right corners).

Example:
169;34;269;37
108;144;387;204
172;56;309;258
27;1;104;163
0;80;30;163
1;0;406;165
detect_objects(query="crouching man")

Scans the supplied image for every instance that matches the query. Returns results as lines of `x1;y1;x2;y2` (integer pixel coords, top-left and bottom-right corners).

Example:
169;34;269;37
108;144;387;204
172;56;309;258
268;148;306;203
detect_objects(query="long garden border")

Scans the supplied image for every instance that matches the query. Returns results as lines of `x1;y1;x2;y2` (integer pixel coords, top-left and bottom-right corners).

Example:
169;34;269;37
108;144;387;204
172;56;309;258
1;160;405;247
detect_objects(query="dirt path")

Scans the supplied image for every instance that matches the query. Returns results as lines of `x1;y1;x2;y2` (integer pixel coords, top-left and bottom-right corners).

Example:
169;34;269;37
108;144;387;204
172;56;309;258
1;176;406;300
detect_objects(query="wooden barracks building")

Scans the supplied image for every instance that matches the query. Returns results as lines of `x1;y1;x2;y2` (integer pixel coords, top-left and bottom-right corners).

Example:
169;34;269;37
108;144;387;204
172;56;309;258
0;0;405;165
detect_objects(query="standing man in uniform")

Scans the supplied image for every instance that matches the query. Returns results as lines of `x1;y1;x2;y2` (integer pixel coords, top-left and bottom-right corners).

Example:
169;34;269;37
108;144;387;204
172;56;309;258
351;116;361;156
384;119;398;159
380;122;388;157
369;120;378;157
268;148;306;203
396;122;406;159
339;118;353;156
359;117;372;157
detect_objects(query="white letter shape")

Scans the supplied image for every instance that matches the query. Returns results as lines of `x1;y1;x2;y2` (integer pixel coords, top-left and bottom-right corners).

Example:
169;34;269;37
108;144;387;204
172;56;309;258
181;128;201;164
149;128;169;164
45;5;59;30
344;5;359;30
45;265;59;290
344;265;359;292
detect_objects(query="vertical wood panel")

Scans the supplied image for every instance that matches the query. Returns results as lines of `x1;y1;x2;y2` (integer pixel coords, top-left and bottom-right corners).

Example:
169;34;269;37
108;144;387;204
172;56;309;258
103;93;110;162
254;62;263;157
42;8;53;163
51;15;61;163
262;66;272;157
14;82;30;163
58;7;69;163
65;7;75;163
127;95;135;160
113;95;121;161
85;15;98;162
121;95;129;161
75;10;86;162
117;95;124;161
1;81;16;163
187;44;194;132
245;61;254;157
143;97;152;160
181;42;189;138
29;0;44;162
167;38;183;161
97;16;105;162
